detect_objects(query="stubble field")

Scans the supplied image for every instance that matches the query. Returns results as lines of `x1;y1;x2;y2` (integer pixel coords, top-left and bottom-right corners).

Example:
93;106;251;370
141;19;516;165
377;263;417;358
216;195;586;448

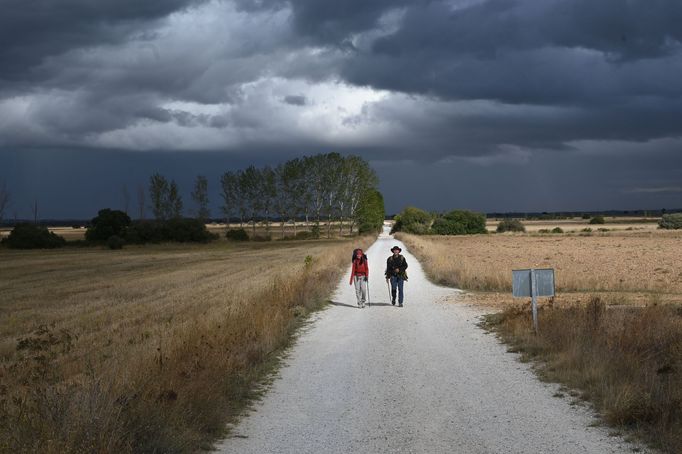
398;229;682;307
397;227;682;453
0;236;370;453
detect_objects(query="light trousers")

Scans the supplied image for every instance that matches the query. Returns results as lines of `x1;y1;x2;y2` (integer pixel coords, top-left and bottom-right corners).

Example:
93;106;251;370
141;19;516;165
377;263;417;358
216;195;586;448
353;276;368;306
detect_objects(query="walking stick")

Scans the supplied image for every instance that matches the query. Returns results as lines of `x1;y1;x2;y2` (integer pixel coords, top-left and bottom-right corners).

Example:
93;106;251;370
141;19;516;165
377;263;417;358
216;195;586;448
367;277;371;308
386;279;391;303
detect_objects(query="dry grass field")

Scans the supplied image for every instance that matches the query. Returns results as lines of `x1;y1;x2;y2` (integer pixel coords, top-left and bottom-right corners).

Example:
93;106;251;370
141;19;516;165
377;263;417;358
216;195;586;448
0;236;371;453
0;221;358;242
485;217;661;233
398;228;682;453
397;230;682;306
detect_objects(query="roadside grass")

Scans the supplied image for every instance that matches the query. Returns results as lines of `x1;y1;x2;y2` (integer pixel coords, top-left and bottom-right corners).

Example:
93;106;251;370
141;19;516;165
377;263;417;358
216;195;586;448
399;231;682;453
0;237;372;453
482;299;682;453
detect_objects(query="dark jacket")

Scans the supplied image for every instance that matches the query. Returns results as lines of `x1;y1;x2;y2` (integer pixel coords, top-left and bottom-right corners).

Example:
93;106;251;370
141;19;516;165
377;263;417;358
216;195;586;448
385;254;408;279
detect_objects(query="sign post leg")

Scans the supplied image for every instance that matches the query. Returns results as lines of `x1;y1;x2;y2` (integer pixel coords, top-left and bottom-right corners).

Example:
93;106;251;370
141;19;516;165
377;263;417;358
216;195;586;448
531;268;538;333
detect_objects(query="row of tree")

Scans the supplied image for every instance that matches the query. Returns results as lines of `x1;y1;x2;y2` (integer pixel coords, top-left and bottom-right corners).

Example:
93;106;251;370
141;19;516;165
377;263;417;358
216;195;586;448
0;153;385;237
218;153;380;236
142;153;383;236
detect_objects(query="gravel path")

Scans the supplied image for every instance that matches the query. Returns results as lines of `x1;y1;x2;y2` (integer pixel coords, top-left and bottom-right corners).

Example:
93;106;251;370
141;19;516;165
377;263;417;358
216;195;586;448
216;226;648;453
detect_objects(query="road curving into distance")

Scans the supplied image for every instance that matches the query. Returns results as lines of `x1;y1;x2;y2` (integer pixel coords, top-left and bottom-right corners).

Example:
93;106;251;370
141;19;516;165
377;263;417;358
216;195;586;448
216;225;651;454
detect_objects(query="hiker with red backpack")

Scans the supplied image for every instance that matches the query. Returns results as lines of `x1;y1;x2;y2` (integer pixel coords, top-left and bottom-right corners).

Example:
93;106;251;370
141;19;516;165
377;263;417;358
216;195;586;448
349;248;369;309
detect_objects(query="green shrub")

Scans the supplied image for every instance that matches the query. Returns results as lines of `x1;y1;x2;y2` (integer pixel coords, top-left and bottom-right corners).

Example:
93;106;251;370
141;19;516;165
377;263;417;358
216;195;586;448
551;227;564;234
107;235;125;250
589;216;605;225
496;219;526;233
310;225;321;238
431;210;487;235
2;223;66;249
659;213;682;229
598;228;609;232
581;227;593;232
125;219;217;244
225;228;249;241
391;207;433;234
85;209;131;242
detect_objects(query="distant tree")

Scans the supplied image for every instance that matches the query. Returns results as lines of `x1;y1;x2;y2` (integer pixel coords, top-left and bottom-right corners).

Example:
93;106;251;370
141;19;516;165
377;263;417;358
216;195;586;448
240;166;261;235
149;174;170;220
136;184;146;220
356;189;385;234
344;155;378;234
589;216;605;225
191;175;210;222
260;166;276;233
86;209;131;242
121;185;130;214
273;163;291;238
168;181;183;219
220;171;239;225
320;153;344;238
0;181;9;224
31;199;38;224
304;155;326;228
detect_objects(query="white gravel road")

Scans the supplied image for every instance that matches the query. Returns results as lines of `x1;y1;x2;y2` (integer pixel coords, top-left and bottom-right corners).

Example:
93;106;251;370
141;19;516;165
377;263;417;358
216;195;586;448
217;226;648;454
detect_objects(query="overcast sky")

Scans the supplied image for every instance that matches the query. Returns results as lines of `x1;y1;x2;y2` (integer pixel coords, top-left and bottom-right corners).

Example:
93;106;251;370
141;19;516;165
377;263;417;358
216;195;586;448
1;0;681;219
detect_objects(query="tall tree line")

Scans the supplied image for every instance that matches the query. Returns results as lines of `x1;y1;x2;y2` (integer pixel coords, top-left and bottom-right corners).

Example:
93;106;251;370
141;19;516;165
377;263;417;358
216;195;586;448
220;153;379;237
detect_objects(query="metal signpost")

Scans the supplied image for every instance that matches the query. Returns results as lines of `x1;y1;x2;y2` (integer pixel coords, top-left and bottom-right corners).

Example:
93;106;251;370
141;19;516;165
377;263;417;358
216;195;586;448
512;268;555;333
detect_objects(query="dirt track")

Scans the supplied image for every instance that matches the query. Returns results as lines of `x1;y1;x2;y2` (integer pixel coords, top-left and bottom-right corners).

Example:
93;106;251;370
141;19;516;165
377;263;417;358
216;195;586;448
216;225;650;453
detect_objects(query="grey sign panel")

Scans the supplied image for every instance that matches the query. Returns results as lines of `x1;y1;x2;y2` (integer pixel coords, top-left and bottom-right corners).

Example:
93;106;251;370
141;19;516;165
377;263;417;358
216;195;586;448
512;270;532;297
512;268;555;298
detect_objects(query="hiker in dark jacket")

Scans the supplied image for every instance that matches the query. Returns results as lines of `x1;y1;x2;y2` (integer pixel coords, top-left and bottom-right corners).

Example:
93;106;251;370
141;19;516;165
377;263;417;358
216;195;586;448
385;245;408;307
349;248;369;308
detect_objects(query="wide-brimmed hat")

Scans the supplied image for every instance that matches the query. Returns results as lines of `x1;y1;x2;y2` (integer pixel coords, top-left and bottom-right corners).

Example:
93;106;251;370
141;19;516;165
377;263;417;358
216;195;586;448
391;246;402;252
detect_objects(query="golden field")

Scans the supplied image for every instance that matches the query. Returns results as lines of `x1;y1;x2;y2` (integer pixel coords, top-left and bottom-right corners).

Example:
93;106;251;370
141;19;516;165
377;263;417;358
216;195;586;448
0;221;360;242
398;228;682;453
485;217;661;233
0;236;371;453
397;230;682;306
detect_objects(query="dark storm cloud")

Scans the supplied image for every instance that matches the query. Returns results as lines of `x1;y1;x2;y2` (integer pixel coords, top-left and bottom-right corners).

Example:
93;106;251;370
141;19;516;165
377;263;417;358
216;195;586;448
1;0;681;217
341;0;682;103
0;0;206;83
282;95;307;106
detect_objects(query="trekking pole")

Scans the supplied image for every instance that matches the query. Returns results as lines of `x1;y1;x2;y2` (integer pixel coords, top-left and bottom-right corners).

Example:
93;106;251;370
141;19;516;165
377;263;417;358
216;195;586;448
367;277;371;308
386;279;391;303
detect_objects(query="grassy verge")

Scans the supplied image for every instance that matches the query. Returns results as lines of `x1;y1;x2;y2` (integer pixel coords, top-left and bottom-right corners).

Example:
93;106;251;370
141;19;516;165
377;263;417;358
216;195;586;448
483;300;682;453
398;231;682;453
0;237;372;453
